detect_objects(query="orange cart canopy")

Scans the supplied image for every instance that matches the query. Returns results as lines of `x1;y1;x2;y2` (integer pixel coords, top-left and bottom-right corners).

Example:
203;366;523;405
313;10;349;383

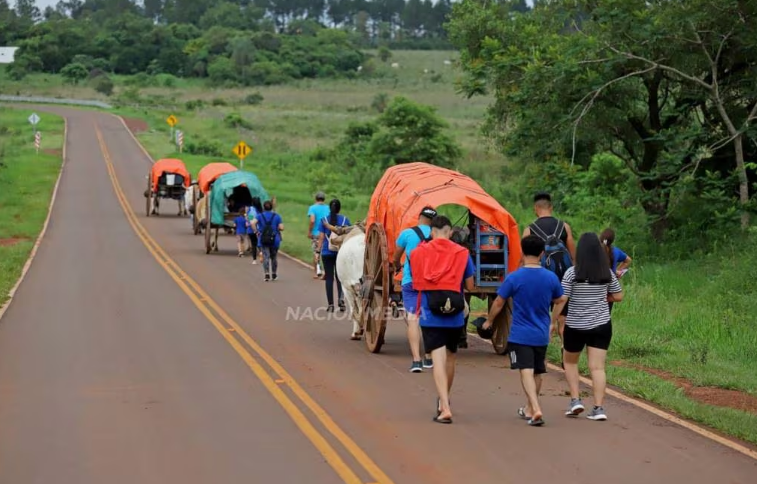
366;162;522;273
197;162;238;194
151;158;191;192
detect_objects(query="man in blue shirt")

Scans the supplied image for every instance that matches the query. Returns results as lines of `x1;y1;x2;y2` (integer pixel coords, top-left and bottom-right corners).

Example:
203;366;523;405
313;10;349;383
307;192;330;279
484;235;566;426
253;200;284;282
393;206;437;373
410;215;475;424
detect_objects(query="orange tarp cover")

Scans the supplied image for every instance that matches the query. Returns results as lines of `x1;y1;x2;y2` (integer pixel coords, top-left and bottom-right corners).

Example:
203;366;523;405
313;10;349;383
150;158;191;192
197;162;238;194
366;162;522;274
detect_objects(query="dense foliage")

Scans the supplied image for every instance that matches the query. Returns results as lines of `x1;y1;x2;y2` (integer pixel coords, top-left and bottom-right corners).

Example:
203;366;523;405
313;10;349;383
449;0;757;249
1;0;456;84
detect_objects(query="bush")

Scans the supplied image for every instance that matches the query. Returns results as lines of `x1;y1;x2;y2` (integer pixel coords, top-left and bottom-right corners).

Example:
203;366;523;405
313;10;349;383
185;138;224;157
211;98;228;106
244;92;264;105
223;112;253;130
60;62;89;85
92;76;114;96
156;74;178;88
378;46;392;62
371;93;389;113
185;99;205;110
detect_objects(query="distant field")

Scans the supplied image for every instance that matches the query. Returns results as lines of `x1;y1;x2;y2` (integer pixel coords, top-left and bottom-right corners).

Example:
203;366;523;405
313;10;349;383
0;108;64;307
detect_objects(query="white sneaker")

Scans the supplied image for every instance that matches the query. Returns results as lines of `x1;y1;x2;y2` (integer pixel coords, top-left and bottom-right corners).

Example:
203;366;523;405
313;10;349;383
252;260;258;265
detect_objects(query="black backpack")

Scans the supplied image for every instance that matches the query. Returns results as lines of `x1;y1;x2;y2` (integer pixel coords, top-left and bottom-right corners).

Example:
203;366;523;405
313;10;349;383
530;220;573;280
260;212;277;246
411;226;431;243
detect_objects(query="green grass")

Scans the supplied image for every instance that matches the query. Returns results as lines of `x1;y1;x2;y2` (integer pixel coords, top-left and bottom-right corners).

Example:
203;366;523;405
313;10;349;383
4;50;756;444
0;107;65;307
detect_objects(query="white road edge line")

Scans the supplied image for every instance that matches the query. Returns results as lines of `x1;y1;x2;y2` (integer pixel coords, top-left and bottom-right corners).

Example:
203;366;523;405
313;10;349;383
112;113;757;461
113;114;313;271
0;117;68;323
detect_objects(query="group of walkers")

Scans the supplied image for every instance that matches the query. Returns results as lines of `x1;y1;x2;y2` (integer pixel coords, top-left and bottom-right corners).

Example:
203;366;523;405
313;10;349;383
233;197;284;282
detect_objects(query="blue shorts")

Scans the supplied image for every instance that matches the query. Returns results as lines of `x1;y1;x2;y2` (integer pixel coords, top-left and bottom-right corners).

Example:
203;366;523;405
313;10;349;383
402;283;419;315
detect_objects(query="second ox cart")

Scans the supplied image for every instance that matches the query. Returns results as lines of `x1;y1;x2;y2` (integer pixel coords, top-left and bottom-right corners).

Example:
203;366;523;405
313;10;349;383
196;167;270;254
356;162;522;354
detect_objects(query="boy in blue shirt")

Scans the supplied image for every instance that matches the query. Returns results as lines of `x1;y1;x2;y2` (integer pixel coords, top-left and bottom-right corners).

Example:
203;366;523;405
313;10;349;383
234;208;248;257
307;192;330;278
484;235;566;426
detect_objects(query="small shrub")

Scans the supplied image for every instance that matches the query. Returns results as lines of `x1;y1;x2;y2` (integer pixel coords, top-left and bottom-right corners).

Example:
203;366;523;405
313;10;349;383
371;93;389;113
88;68;106;79
244;92;264;105
157;74;178;88
430;73;443;83
92;76;114;96
223;112;253;130
60;62;89;85
378;46;392;62
185;138;224;157
185;99;205;110
212;98;228;106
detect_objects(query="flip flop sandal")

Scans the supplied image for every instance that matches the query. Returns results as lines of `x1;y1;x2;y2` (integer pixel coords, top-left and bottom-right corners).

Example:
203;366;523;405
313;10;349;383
527;416;545;426
433;416;453;424
436;398;451;418
517;407;531;420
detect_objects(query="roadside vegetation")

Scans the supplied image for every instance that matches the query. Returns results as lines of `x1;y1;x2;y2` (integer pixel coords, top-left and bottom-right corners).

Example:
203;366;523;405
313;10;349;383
0;108;64;307
2;0;756;444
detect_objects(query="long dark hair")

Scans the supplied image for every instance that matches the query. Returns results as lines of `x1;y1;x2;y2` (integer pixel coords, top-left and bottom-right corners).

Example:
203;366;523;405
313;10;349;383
329;198;341;225
574;232;612;283
600;228;615;268
251;196;263;214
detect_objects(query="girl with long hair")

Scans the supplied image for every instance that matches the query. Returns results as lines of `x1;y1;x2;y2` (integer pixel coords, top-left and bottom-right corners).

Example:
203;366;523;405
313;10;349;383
318;199;350;312
247;197;263;264
552;232;623;421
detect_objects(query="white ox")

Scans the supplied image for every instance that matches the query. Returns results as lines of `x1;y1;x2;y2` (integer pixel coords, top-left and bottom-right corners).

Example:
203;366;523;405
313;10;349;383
335;226;366;340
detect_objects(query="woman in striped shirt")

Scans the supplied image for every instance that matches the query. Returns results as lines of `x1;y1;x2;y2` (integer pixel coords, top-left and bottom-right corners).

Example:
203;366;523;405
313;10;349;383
552;233;623;421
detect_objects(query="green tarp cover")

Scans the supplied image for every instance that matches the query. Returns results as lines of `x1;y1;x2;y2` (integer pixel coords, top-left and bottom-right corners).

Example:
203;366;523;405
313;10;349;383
209;171;269;225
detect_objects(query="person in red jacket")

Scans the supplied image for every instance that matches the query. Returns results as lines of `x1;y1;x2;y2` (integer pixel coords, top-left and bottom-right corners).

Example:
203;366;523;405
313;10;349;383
410;215;475;424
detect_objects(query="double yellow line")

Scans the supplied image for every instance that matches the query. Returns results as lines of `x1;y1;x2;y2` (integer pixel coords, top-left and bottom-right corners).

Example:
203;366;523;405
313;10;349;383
94;125;393;484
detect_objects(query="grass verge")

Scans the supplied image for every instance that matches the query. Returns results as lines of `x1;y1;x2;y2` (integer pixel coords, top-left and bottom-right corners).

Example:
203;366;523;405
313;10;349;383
0;107;64;307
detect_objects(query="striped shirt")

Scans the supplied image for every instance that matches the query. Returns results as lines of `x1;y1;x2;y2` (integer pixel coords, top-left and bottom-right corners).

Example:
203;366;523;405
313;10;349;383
561;266;622;330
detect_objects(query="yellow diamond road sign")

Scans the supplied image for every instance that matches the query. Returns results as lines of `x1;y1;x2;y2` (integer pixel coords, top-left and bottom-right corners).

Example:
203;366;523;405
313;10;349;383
166;115;178;127
232;141;251;160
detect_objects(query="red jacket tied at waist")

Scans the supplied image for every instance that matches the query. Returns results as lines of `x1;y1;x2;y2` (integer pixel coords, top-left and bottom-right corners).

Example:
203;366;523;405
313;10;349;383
410;238;469;292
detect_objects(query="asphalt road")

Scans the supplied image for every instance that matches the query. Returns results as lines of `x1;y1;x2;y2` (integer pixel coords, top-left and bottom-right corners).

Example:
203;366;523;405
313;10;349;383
0;106;755;484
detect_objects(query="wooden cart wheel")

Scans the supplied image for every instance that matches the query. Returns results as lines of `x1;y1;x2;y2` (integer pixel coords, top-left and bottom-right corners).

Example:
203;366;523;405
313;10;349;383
488;294;510;354
192;188;201;235
359;223;389;353
145;177;151;217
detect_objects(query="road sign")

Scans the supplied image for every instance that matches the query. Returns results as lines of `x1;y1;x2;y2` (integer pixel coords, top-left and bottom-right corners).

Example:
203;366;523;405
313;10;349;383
166;115;177;127
28;113;40;126
34;132;40;154
232;141;251;160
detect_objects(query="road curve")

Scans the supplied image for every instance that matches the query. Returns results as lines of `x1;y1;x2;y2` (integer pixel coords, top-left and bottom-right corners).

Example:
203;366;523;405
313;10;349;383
0;106;754;484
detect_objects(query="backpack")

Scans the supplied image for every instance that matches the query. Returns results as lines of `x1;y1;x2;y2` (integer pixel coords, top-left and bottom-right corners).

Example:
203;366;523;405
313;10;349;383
529;220;573;280
411;226;431;244
410;239;469;317
260;212;277;246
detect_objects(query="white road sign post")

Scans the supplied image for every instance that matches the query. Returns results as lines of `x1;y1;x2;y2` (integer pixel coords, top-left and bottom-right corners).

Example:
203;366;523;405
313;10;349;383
28;113;40;133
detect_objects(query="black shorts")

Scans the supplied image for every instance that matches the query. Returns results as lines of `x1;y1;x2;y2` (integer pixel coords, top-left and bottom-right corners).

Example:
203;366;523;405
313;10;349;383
506;343;547;374
421;326;462;354
563;322;612;353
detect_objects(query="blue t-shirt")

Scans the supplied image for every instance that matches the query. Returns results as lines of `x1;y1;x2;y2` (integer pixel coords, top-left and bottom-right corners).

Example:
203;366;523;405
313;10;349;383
419;256;476;328
611;246;628;272
396;225;432;286
497;267;563;346
234;215;247;235
319;214;350;257
255;211;283;248
246;207;258;235
307;203;330;237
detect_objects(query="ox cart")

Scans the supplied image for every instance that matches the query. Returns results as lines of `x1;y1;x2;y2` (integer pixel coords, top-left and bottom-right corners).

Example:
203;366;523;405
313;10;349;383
192;162;238;235
201;170;270;254
144;158;191;217
358;162;522;354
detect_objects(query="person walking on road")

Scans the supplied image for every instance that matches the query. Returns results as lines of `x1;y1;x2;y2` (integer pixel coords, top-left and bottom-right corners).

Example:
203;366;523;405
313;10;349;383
410;215;475;424
234;208;248;257
307;192;330;279
253;200;284;282
600;228;631;314
392;206;437;373
552;232;623;421
247;197;263;264
318;199;350;312
522;192;576;365
483;235;565;426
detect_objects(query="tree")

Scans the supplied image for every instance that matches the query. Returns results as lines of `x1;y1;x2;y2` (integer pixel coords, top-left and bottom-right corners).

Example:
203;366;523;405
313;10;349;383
60;62;88;84
448;0;757;239
14;0;40;21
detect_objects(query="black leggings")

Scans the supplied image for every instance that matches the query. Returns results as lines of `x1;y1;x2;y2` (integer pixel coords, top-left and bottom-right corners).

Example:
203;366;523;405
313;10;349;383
322;255;343;306
248;233;258;258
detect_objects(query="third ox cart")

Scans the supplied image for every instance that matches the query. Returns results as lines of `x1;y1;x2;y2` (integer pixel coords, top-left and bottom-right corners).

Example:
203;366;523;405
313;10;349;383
354;162;522;355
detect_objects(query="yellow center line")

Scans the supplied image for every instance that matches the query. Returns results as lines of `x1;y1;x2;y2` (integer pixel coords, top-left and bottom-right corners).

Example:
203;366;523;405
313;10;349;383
94;124;394;484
